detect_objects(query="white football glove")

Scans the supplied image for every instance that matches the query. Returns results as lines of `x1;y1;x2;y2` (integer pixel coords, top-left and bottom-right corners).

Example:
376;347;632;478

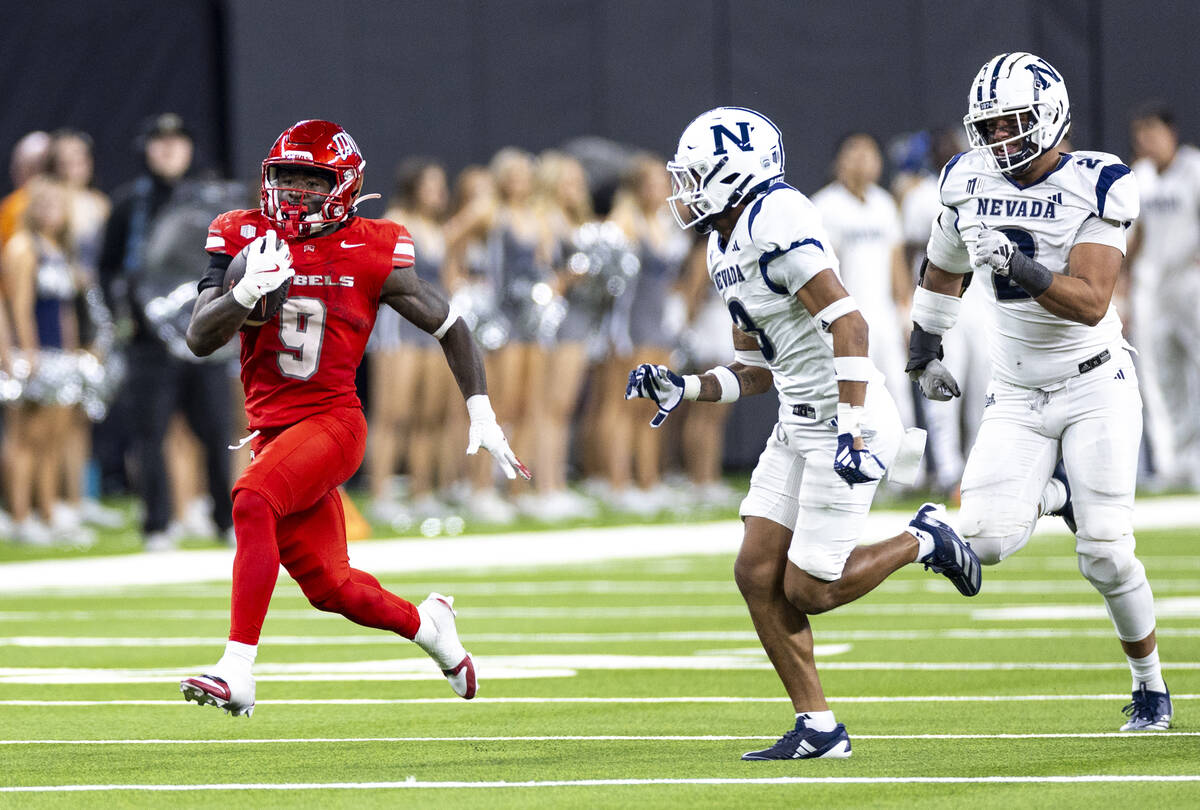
465;395;531;481
969;225;1014;275
909;358;961;401
231;231;295;309
625;363;686;428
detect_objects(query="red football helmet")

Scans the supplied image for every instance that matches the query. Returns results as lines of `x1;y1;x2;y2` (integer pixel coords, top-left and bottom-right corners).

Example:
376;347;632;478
261;119;365;238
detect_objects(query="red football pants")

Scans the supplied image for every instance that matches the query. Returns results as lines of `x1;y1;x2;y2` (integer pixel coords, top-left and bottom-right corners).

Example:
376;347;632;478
227;407;419;645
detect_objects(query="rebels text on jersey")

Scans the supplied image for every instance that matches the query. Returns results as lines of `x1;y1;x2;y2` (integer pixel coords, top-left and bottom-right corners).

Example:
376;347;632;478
206;209;416;429
926;149;1139;388
705;182;882;422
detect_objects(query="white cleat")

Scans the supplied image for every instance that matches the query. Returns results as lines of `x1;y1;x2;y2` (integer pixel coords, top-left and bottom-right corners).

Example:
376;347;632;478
416;592;477;699
179;666;256;717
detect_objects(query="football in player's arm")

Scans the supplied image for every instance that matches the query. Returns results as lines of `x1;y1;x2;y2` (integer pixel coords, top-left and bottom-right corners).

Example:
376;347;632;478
178;120;526;719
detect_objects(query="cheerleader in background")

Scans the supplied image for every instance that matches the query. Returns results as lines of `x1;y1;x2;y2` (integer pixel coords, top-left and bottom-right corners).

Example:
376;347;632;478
379;159;456;521
365;161;445;526
47;129;125;532
603;155;690;513
441;166;517;524
677;240;738;506
527;151;597;520
0;178;91;545
486;148;557;507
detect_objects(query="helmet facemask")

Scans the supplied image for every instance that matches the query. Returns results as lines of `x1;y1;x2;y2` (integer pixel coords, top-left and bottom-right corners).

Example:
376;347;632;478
263;163;352;238
666;157;724;233
966;106;1051;176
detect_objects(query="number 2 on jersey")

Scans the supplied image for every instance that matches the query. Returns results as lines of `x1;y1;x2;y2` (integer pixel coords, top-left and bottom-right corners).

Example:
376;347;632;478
727;298;776;361
276;297;327;380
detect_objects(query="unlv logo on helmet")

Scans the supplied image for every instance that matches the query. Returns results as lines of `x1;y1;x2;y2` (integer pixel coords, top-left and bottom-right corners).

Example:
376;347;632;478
260;120;367;238
330;132;360;161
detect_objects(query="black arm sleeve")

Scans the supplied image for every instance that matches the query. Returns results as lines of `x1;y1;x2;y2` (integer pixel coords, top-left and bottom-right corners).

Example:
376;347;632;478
197;253;233;293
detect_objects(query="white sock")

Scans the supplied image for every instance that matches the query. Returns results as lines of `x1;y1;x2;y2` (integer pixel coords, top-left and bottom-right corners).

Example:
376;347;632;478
218;640;257;673
413;603;437;651
913;532;935;563
1128;646;1166;693
796;710;836;732
1038;477;1067;517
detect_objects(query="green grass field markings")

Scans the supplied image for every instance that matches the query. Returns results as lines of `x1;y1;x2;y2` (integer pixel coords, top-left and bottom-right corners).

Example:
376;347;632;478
5;775;1200;793
5;626;1200;647
0;693;1196;707
4;731;1200;745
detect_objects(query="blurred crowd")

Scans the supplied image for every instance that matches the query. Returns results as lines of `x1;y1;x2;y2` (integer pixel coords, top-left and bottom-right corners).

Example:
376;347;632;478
1;105;1196;549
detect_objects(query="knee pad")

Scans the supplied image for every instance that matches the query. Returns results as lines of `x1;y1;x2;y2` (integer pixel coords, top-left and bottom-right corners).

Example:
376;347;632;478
1076;536;1144;597
957;500;1029;565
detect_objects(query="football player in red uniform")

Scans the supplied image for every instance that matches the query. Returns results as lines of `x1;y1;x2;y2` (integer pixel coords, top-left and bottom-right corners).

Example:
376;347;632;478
179;120;528;716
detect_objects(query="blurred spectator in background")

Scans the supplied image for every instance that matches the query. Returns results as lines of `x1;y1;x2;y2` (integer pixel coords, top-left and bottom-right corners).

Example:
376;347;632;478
442;165;515;523
486;148;557;511
675;241;737;505
601;154;689;514
529;151;596;520
1;178;90;545
0;131;51;248
898;128;990;498
813;134;914;433
48;129;124;531
367;158;455;526
98;113;233;550
1129;103;1200;490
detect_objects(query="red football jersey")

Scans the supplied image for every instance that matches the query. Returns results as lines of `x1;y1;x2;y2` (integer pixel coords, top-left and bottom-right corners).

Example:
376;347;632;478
206;209;416;429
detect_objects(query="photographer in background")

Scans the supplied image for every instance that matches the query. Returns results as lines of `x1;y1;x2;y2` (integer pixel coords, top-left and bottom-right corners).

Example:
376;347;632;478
97;114;234;551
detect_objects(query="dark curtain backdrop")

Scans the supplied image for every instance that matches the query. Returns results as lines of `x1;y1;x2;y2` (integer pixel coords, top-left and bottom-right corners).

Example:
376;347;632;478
3;0;1198;465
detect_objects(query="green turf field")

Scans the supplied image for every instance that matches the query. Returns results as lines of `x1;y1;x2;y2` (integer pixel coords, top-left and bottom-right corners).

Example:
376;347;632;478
1;522;1196;808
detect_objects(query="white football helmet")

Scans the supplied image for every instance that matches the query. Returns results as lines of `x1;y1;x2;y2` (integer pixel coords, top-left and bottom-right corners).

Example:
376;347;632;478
667;107;785;232
963;52;1071;176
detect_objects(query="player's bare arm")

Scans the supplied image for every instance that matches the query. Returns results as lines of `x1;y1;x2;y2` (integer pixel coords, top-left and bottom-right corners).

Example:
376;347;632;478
379;264;485;398
186;285;250;357
686;326;773;401
796;267;869;409
381;264;528;479
1035;241;1123;326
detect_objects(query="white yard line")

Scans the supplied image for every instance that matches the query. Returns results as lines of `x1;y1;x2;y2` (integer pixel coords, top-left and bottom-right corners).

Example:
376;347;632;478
3;495;1198;594
1;694;1195;707
5;626;1200;647
4;775;1200;792
4;732;1200;745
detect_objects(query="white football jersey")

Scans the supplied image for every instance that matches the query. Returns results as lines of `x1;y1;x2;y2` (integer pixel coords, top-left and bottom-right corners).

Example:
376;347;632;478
705;181;883;420
811;182;903;320
926;149;1138;388
1132;144;1200;278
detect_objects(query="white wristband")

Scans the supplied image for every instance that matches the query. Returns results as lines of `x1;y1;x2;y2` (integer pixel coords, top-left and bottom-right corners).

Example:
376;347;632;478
833;356;876;382
465;394;496;424
836;402;864;438
681;374;701;401
432;305;461;340
706;365;741;403
231;280;260;309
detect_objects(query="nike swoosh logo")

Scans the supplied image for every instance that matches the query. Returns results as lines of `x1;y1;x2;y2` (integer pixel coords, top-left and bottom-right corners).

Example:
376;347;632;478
340;241;366;248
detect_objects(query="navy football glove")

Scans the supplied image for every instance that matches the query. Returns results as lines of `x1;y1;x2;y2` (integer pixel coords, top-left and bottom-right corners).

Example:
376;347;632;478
834;432;887;486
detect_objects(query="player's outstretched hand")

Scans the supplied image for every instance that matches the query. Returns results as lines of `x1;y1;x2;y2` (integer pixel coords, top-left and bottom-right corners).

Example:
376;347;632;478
969;225;1015;275
465;395;531;481
625;363;685;428
833;433;887;487
233;231;295;307
909;358;961;401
